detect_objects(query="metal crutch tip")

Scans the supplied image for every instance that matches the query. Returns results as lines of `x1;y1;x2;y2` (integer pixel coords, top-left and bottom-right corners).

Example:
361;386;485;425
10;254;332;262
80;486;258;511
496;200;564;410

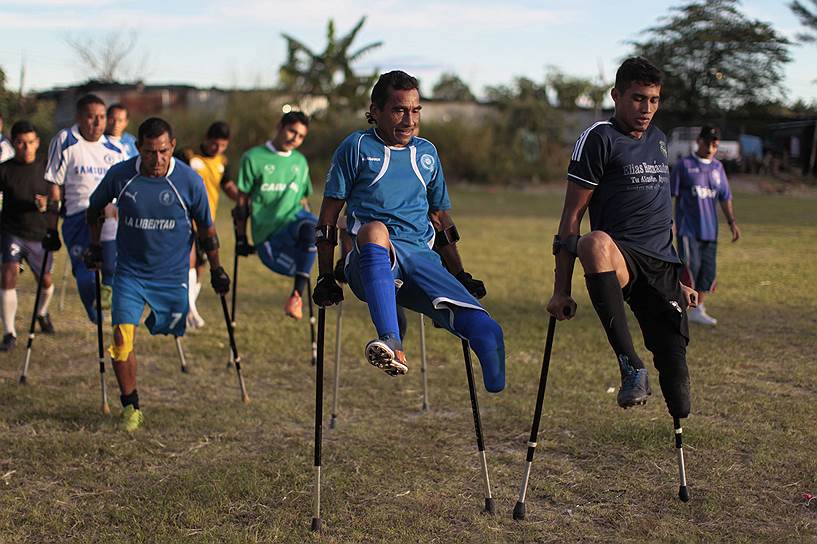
241;393;251;405
102;402;111;415
512;501;526;520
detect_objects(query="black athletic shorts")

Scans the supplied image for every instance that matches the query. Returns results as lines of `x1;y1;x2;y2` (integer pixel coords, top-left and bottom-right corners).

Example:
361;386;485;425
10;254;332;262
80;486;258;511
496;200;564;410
616;242;689;345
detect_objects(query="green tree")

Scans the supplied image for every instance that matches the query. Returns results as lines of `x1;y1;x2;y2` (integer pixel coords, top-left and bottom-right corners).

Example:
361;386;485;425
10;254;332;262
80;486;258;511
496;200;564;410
278;17;382;113
790;0;817;42
546;68;592;110
431;73;476;101
0;66;55;141
630;0;791;119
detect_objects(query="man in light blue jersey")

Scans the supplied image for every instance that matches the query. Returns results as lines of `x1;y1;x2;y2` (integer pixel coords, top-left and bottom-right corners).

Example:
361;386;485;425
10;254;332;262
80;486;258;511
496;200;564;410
44;94;123;322
312;70;504;393
105;103;139;159
86;117;230;432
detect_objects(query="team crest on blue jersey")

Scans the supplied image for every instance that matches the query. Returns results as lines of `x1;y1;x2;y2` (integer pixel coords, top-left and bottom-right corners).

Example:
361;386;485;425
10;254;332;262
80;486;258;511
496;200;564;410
159;190;175;206
659;141;668;159
420;153;435;171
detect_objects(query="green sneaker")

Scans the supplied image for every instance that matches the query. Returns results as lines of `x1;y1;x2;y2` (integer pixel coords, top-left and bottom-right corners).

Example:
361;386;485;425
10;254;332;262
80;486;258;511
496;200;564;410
119;405;144;432
100;284;113;311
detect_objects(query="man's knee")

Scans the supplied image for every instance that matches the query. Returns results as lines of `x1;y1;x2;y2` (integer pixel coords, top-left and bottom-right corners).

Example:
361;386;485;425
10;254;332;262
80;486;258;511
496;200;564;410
577;231;616;263
357;221;390;248
109;324;135;363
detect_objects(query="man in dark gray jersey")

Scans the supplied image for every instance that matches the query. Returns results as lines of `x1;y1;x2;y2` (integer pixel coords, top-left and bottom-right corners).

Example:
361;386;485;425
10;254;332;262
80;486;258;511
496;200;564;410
547;57;697;420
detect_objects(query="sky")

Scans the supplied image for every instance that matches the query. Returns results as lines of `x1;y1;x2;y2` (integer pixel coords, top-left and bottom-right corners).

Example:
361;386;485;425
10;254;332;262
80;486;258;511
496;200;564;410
0;0;815;103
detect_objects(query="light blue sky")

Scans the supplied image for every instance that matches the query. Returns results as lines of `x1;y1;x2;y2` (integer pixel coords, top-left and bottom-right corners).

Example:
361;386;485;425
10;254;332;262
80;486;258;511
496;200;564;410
0;0;814;102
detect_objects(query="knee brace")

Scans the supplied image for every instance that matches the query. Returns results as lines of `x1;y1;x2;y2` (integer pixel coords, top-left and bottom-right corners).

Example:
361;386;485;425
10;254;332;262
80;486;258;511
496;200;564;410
108;324;135;362
453;308;506;393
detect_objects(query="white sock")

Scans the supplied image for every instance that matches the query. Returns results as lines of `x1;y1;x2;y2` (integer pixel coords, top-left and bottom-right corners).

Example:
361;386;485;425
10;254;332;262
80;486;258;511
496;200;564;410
1;289;18;336
37;285;55;317
187;268;204;324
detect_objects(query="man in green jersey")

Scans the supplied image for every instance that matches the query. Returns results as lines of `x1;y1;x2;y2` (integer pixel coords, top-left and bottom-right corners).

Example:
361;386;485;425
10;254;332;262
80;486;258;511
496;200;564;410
234;112;315;319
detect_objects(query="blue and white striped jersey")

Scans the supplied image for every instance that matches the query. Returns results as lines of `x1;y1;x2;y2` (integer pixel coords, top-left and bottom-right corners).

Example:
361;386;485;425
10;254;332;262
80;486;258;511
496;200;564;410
324;128;450;249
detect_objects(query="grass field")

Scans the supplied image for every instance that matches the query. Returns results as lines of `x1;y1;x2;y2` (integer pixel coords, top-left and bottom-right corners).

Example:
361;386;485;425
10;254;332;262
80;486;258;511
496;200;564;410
1;183;816;543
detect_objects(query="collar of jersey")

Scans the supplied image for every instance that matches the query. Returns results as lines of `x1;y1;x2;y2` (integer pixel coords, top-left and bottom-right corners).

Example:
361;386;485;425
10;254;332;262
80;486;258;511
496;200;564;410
70;124;108;144
265;140;292;157
692;154;713;165
370;128;413;150
134;156;176;177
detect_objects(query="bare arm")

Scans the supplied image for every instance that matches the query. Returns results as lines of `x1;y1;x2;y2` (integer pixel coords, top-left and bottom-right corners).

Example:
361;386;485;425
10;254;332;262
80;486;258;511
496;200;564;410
429;209;464;274
234;192;250;237
221;179;239;202
547;182;594;319
316;197;345;276
719;199;740;242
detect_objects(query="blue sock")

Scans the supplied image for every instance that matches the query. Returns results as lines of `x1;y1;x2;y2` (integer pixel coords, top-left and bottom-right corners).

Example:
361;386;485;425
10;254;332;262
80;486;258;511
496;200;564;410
359;243;401;346
453;308;506;393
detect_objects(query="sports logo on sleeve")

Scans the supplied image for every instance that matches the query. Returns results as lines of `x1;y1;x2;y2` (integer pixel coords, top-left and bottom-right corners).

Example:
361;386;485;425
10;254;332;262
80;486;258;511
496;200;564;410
420;153;435;171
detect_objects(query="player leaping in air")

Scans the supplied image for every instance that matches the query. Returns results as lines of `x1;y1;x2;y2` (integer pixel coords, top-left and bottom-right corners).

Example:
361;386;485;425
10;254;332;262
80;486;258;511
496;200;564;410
312;70;503;392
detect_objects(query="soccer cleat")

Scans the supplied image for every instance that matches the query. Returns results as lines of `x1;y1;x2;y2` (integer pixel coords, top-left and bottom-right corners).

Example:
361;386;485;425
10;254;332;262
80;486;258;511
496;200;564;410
365;338;408;376
100;284;113;311
617;354;651;408
688;305;717;326
284;291;303;320
119;405;144;432
37;313;55;334
0;333;17;352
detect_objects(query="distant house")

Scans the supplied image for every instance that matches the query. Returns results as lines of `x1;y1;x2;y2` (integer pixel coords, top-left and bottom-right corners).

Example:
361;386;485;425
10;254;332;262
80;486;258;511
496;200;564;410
37;81;229;129
766;118;817;177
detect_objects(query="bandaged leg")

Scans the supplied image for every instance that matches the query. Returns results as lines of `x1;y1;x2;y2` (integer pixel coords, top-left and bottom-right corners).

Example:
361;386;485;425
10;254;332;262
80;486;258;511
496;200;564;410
359;243;401;347
186;268;205;328
452;307;506;393
1;289;17;336
37;285;55;317
109;324;138;398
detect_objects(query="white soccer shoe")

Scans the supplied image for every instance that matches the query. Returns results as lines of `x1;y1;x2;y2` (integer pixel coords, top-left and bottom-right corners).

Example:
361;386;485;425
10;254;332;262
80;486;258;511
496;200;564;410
688;305;717;326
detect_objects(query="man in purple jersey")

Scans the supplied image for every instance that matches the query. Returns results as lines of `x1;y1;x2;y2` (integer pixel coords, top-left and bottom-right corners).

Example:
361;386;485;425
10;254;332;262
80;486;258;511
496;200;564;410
671;126;741;326
547;57;697;419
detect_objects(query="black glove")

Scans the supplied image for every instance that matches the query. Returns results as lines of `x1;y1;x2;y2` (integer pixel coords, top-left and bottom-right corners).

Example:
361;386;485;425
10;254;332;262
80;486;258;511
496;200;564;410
235;235;254;257
333;257;347;284
210;265;231;295
456;270;486;299
313;273;344;307
42;228;62;252
82;244;103;270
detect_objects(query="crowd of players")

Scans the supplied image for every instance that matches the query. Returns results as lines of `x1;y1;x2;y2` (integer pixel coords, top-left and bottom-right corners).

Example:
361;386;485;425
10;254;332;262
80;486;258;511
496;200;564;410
0;57;740;435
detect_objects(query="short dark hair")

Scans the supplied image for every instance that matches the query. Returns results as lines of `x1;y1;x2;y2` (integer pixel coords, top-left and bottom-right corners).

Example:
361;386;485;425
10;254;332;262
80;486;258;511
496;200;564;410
615;57;663;92
11;120;37;139
280;111;309;128
206;121;230;140
76;94;106;113
371;70;420;109
107;103;128;117
138;117;174;144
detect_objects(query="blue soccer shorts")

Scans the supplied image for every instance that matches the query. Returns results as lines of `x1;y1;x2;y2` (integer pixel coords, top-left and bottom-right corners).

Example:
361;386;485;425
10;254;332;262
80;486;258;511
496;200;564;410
112;273;189;336
257;209;317;277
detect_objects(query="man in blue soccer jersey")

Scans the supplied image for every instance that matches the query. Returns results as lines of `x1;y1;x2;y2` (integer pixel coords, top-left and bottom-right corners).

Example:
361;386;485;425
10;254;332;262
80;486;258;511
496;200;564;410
85;117;230;432
311;70;503;393
105;103;139;159
671;126;741;327
44;94;123;322
547;58;697;419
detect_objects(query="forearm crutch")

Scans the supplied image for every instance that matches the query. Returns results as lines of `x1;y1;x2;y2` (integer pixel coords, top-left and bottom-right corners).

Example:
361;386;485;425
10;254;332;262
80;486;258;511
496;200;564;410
94;270;110;415
18;251;51;385
311;307;326;531
461;339;495;514
219;294;249;404
329;301;342;429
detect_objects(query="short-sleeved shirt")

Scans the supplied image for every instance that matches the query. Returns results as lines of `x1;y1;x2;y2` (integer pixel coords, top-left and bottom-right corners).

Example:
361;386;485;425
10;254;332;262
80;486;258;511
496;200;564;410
0;158;49;240
89;157;212;281
324;128;450;249
45;125;125;215
568;119;679;263
671;154;731;242
182;147;230;222
236;141;311;244
108;132;139;159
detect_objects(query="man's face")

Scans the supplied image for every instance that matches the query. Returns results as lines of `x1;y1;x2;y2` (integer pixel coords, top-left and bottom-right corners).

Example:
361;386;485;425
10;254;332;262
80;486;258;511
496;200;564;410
138;133;176;177
12;131;39;164
611;82;661;136
202;137;229;157
77;103;106;142
696;138;719;160
274;122;308;152
370;88;421;147
106;108;129;138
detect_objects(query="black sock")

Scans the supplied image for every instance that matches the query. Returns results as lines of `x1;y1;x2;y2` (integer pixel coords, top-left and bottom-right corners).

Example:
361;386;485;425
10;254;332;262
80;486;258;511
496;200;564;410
585;271;644;370
120;389;140;410
397;305;408;341
293;275;309;297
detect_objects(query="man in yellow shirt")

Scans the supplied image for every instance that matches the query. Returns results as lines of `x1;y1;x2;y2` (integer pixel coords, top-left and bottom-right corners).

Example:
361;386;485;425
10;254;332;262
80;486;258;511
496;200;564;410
179;122;238;328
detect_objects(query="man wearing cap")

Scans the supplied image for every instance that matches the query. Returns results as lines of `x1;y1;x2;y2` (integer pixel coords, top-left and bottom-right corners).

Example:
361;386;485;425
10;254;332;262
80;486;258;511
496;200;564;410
671;126;741;326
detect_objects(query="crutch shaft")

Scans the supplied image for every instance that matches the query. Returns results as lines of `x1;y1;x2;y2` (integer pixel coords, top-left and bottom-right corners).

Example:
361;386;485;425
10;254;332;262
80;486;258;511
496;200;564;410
461;339;494;514
219;295;249;403
330;302;342;429
311;307;326;531
18;250;51;384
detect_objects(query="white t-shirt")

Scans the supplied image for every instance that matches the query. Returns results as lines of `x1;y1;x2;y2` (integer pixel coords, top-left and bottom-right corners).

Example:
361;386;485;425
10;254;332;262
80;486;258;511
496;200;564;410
45;125;125;240
0;136;14;163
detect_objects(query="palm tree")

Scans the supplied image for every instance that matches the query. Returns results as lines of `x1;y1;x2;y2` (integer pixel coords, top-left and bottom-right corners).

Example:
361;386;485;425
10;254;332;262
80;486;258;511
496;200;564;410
278;17;383;112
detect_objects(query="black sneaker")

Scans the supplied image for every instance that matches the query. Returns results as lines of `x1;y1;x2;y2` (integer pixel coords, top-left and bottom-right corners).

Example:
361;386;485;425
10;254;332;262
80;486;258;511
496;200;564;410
0;333;17;352
37;313;55;334
617;355;651;408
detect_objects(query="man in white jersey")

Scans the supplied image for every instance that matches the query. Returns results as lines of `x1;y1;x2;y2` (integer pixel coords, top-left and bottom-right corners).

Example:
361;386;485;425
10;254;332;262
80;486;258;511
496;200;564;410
43;94;124;322
0;114;15;163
